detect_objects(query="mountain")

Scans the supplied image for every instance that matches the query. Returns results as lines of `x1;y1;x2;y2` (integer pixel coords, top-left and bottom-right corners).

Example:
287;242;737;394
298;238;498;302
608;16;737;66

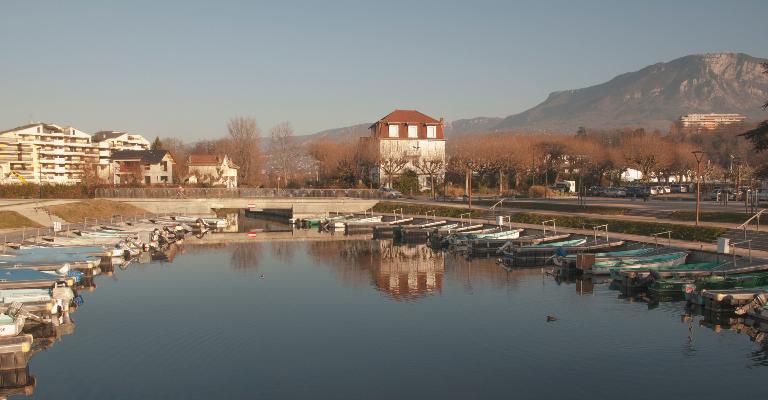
297;123;371;145
495;52;768;132
445;117;503;135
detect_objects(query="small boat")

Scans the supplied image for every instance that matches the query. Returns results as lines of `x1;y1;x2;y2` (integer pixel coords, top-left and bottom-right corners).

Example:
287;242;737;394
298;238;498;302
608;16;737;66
0;313;24;337
553;247;655;267
591;252;688;275
612;261;722;281
0;268;72;289
469;229;523;240
685;273;768;292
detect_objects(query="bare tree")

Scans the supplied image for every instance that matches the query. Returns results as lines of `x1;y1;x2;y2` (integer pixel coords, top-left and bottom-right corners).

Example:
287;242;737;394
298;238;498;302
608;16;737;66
227;117;262;185
413;152;445;198
268;122;297;186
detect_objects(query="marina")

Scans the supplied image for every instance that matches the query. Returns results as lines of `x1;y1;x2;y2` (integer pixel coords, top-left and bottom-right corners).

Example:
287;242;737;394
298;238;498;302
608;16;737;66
0;207;765;398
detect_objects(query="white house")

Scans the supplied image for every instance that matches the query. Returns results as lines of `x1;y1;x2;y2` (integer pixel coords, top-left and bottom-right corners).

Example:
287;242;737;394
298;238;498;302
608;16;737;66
186;154;239;188
368;110;446;190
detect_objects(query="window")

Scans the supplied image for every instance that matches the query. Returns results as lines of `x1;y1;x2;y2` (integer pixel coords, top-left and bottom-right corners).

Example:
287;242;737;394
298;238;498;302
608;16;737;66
426;125;436;138
407;125;418;138
161;176;168;182
144;176;151;184
388;124;399;138
162;161;168;171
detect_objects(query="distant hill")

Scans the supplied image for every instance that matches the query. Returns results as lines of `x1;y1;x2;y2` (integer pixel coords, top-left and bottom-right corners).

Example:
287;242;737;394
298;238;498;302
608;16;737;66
495;52;768;132
297;123;370;145
445;117;503;135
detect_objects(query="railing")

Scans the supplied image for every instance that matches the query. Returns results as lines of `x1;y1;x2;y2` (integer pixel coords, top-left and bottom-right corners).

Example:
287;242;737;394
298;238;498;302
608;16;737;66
459;212;472;227
651;231;673;247
592;224;609;243
730;240;752;266
736;208;767;239
95;187;386;199
542;219;556;236
1;212;166;250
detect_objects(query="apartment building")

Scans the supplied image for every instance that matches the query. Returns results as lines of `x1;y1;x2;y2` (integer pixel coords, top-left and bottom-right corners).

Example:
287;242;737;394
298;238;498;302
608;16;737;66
678;113;746;134
92;131;151;182
0;123;98;184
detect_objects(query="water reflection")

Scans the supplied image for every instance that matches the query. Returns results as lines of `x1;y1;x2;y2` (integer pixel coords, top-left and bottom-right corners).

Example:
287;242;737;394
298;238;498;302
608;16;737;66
0;367;35;398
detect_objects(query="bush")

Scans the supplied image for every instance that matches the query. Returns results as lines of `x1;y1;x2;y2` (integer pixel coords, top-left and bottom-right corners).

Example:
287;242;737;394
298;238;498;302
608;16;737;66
393;170;420;196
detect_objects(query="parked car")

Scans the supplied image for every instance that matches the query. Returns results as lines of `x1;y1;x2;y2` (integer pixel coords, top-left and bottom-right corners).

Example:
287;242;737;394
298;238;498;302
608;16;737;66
605;187;626;197
671;184;688;193
379;187;402;199
709;189;737;201
757;189;768;202
662;185;672;194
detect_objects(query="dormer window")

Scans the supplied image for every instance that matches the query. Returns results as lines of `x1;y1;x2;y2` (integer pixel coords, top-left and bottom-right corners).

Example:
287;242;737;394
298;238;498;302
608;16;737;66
388;124;399;138
407;125;418;138
427;125;436;138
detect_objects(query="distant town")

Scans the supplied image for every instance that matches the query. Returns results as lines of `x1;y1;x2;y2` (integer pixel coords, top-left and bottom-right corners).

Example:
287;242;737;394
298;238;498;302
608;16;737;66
0;111;761;200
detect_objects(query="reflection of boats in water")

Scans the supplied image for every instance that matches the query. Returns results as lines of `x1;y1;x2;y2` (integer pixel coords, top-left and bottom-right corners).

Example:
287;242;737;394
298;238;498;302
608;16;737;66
0;367;35;398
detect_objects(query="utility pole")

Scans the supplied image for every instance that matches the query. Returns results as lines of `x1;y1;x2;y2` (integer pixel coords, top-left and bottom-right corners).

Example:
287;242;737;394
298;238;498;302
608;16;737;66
692;150;705;226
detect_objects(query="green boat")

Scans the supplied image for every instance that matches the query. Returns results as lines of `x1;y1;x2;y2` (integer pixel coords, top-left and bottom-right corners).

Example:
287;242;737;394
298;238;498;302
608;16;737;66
654;273;768;295
592;252;688;275
611;261;722;281
693;273;768;291
554;247;654;267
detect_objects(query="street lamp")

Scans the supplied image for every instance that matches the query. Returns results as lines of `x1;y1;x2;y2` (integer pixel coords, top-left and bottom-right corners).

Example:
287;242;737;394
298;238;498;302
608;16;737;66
692;150;705;226
467;161;474;209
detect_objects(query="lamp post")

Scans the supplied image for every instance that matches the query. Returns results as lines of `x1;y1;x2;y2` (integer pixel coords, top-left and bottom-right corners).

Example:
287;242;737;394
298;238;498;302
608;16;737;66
467;161;473;209
692;150;705;226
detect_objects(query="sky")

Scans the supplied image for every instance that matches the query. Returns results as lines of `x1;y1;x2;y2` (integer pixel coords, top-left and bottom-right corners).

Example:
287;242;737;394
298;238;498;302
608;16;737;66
1;0;767;141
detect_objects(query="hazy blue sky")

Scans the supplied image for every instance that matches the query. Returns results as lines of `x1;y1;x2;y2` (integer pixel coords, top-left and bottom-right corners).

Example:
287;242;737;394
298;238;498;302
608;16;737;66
1;0;766;140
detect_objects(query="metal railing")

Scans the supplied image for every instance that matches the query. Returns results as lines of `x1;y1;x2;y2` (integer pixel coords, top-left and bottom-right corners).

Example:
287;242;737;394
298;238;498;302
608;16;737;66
651;231;673;247
735;208;767;239
542;219;556;236
1;212;170;250
95;187;385;199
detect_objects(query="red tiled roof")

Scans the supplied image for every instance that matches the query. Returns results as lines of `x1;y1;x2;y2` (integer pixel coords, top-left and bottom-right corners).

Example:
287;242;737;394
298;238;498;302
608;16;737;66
188;154;222;165
377;110;441;124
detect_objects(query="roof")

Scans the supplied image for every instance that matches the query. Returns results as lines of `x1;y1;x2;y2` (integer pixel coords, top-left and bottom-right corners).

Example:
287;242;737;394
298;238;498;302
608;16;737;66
373;110;441;127
111;150;172;164
188;154;223;165
92;131;127;142
0;123;65;135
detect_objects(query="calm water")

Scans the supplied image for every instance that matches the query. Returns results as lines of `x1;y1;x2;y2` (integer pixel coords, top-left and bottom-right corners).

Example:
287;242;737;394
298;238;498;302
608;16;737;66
23;240;768;399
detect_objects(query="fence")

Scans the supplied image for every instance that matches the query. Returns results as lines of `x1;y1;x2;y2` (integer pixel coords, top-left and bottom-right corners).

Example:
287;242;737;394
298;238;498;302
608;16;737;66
95;187;385;199
0;213;168;249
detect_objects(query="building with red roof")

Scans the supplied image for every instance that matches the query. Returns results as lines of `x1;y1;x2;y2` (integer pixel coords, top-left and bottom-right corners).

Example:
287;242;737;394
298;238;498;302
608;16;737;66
368;110;446;192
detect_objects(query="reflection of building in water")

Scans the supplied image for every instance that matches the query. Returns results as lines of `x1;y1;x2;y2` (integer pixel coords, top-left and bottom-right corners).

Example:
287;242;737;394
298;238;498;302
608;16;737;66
372;242;444;300
306;240;444;300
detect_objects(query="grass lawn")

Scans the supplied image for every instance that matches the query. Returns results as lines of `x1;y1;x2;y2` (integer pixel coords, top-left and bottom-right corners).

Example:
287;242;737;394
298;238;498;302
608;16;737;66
503;201;630;215
0;211;43;229
668;211;753;224
45;199;149;223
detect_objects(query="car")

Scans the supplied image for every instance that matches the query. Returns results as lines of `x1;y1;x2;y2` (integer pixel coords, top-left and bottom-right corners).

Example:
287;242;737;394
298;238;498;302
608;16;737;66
709;189;737;201
378;187;402;199
662;185;672;194
757;189;768;202
605;187;626;197
670;184;688;193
